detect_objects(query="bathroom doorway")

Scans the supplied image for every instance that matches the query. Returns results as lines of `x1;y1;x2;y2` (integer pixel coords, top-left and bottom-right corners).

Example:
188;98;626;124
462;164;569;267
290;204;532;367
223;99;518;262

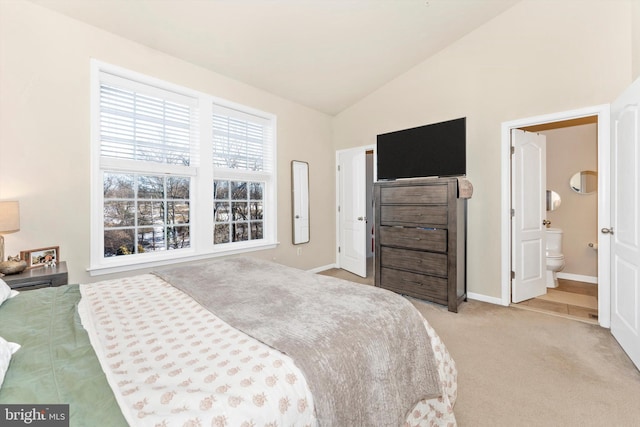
501;104;610;327
515;118;599;323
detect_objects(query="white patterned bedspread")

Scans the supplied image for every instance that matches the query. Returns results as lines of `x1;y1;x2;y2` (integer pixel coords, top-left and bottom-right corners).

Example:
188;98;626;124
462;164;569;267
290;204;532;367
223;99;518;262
79;273;457;426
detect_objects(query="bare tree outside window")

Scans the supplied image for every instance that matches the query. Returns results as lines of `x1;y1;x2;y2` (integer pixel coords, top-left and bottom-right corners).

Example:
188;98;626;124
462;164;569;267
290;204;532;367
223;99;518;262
103;173;190;257
213;180;264;244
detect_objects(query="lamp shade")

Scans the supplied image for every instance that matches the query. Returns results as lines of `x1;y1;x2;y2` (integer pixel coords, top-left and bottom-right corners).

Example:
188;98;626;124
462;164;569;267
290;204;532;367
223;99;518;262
0;201;20;233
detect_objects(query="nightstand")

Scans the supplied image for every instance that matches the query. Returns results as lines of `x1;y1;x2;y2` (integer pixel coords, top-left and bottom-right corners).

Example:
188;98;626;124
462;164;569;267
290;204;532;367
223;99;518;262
2;261;68;291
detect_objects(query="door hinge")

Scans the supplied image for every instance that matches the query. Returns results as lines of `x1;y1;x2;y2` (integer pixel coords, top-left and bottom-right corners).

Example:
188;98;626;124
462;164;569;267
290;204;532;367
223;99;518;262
337;165;341;171
511;270;515;279
511;146;515;155
338;246;341;253
511;208;515;217
338;205;341;212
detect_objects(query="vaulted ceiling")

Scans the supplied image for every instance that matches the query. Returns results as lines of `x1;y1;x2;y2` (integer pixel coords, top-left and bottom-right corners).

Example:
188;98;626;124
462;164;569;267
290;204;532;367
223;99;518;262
30;0;519;115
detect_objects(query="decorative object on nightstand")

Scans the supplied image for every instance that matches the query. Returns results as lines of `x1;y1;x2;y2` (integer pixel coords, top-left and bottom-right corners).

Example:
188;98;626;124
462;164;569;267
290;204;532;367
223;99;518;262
20;246;60;268
0;201;26;276
0;255;27;276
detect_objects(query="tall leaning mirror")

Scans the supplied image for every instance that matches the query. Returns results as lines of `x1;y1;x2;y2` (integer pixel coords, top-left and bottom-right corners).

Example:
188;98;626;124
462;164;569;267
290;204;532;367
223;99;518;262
292;160;310;244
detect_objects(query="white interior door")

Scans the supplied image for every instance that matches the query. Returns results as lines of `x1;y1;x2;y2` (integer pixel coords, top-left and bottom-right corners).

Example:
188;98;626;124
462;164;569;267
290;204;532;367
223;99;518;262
512;129;547;303
337;147;367;277
609;78;640;370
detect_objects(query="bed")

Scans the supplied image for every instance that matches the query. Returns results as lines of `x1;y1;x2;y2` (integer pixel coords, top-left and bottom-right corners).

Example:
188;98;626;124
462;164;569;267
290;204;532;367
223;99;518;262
0;257;457;426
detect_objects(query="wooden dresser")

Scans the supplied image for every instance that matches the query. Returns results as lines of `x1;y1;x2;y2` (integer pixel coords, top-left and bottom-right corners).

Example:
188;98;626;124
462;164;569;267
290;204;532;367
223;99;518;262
374;178;467;312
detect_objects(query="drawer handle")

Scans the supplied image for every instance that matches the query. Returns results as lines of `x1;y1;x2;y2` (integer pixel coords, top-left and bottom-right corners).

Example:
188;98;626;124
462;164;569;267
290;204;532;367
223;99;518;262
397;236;422;241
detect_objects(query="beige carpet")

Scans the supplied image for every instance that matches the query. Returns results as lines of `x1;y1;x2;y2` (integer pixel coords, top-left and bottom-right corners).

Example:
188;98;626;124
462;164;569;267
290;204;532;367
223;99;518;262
318;268;640;426
410;298;640;426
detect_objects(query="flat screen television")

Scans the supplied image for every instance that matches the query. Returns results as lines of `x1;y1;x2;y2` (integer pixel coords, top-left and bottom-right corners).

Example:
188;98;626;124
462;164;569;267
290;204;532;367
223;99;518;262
376;117;466;180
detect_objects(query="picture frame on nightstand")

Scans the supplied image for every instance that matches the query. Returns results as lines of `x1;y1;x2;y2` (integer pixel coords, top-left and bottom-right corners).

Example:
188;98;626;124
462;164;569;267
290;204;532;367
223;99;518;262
20;246;60;268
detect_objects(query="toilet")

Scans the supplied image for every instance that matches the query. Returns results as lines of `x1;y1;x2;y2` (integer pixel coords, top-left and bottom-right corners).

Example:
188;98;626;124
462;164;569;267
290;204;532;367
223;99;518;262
546;228;565;288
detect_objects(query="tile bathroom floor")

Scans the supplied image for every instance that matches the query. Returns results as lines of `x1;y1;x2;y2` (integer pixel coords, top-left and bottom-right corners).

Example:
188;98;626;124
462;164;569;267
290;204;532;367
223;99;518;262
514;279;599;324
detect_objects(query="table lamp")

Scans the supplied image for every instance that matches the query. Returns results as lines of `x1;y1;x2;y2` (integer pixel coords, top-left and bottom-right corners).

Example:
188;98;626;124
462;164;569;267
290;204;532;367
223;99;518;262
0;201;26;275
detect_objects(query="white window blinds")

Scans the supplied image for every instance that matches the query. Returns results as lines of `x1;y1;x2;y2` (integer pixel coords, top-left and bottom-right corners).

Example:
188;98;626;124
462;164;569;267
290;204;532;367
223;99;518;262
99;72;199;169
212;105;273;173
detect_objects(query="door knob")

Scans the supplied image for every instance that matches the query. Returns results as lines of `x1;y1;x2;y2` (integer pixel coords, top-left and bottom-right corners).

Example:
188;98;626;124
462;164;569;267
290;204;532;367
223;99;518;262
542;220;551;226
601;227;614;234
357;216;367;221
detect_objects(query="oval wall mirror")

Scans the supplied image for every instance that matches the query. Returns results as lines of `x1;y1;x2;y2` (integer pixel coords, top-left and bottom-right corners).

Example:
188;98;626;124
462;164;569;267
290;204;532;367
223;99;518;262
291;160;310;244
569;170;597;194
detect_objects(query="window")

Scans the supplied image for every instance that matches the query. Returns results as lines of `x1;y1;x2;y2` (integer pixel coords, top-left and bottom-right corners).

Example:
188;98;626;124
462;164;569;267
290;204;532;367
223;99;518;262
91;61;277;274
213;180;264;244
103;173;191;256
211;104;273;247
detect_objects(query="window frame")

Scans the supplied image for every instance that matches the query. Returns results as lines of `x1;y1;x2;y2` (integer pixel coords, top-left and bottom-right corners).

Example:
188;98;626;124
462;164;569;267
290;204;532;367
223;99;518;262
90;60;278;276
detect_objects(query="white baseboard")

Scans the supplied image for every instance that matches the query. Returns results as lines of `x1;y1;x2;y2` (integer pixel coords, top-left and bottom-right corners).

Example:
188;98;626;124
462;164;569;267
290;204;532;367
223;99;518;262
308;263;337;273
556;272;598;284
467;292;505;306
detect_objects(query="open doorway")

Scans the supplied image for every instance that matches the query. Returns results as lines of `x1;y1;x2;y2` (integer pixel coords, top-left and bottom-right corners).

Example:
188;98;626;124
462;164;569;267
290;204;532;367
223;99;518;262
501;104;611;327
514;117;599;323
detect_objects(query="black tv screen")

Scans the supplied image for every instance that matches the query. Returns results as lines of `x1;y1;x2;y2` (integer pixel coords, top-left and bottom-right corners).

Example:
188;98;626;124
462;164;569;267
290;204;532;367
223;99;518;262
376;117;466;180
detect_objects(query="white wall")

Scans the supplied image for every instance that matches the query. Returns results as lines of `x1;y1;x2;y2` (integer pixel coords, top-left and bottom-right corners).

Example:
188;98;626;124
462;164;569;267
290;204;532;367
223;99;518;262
0;0;336;283
333;0;633;300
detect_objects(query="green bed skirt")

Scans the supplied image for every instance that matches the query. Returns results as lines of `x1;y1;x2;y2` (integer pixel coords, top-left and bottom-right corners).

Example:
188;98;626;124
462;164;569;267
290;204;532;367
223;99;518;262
0;285;128;426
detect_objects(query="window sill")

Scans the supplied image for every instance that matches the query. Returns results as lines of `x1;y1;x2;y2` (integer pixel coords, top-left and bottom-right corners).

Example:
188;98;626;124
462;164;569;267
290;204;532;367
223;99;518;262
87;242;279;277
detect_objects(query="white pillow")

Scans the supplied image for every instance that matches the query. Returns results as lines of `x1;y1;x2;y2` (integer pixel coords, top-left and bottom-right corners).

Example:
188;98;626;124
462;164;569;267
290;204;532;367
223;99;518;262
0;278;18;307
0;336;20;388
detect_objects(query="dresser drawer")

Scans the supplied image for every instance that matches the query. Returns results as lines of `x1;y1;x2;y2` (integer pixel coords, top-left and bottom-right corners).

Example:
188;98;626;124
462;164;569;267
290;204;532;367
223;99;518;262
380;267;448;303
380;246;448;277
378;226;447;252
380;184;447;204
380;205;448;226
